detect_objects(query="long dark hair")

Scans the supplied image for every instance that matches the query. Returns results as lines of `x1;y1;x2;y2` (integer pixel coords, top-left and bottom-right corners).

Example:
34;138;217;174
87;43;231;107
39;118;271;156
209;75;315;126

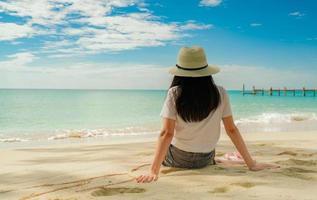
169;75;221;123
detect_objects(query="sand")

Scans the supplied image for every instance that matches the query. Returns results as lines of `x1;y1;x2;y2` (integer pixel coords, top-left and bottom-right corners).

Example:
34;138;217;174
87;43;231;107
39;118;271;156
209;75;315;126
0;131;317;200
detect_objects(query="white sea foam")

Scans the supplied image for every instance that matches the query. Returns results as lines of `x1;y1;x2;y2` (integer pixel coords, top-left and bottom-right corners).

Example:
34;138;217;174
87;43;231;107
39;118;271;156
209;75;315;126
0;137;28;143
48;129;105;140
235;112;317;124
48;127;158;140
2;112;317;143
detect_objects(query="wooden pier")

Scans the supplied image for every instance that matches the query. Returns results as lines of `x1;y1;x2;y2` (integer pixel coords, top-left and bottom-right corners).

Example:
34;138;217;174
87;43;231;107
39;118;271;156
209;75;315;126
242;84;316;97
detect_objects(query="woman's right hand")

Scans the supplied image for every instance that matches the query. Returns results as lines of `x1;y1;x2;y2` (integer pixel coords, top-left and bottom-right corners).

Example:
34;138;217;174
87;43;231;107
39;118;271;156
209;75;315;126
135;171;159;183
249;162;280;171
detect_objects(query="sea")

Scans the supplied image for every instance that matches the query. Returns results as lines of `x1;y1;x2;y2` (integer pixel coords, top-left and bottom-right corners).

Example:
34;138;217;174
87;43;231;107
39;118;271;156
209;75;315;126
1;89;317;146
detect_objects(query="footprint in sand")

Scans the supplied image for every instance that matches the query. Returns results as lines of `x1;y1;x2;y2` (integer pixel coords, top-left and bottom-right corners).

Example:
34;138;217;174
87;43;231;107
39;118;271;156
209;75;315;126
274;167;316;180
91;187;146;197
136;152;154;156
231;182;264;188
211;164;246;174
208;181;263;194
275;158;317;166
301;153;315;157
277;150;316;158
277;151;298;156
255;143;268;147
209;186;230;194
0;190;12;194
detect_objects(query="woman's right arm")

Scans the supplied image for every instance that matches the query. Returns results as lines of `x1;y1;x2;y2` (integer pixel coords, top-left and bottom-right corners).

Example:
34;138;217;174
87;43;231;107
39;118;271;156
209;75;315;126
222;115;279;171
136;118;175;183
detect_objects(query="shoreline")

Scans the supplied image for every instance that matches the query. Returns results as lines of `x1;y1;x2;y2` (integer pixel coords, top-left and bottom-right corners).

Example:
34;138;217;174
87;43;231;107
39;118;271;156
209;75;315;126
1;131;316;199
1;130;317;150
2;112;317;147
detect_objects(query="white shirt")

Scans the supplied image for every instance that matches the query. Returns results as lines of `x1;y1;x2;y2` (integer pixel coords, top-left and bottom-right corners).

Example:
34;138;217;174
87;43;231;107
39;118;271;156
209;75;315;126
160;85;232;153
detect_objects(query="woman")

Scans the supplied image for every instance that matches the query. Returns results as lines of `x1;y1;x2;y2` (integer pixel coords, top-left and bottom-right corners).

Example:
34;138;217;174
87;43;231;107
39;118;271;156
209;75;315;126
136;46;278;183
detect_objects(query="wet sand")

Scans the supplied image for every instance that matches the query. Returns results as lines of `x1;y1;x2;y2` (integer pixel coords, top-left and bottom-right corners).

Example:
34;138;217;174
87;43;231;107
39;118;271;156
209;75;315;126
0;131;316;200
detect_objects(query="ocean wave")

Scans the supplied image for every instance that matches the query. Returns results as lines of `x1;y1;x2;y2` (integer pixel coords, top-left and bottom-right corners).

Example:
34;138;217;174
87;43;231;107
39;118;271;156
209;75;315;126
0;137;28;143
2;112;317;143
0;126;159;142
48;127;158;140
235;112;317;124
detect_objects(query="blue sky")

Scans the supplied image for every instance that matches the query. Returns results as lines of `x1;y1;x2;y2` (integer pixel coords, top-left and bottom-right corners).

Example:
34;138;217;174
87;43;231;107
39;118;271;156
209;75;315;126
0;0;316;89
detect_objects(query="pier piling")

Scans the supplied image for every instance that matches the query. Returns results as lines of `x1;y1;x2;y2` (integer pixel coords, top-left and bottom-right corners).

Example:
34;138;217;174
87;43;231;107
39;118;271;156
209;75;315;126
242;84;316;97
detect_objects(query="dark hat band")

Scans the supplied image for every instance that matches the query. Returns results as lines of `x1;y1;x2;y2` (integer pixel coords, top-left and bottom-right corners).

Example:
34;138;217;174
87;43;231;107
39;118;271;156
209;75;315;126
176;64;208;71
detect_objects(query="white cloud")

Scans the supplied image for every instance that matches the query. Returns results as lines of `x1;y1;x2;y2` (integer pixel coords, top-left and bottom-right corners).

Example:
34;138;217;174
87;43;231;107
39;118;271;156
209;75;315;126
7;52;36;63
1;55;316;89
40;14;212;56
214;65;317;90
199;0;222;7
72;13;180;51
0;0;212;56
42;40;74;50
289;11;305;17
250;23;262;27
0;22;35;41
0;0;67;26
179;21;213;30
0;53;171;89
0;52;37;70
0;0;136;26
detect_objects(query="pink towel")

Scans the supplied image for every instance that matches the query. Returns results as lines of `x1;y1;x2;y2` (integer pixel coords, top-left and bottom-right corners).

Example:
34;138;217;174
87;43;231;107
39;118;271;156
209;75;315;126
224;152;243;161
216;151;245;164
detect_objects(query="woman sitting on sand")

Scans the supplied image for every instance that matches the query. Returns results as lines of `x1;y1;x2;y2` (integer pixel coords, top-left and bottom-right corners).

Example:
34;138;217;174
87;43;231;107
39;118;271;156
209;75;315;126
136;46;278;183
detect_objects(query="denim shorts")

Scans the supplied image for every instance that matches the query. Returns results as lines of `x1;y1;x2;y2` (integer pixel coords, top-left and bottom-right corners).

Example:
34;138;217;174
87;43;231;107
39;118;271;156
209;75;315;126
162;144;216;169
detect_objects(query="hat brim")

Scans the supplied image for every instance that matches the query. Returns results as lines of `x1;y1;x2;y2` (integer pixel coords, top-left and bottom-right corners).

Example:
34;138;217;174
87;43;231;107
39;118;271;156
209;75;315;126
168;65;220;77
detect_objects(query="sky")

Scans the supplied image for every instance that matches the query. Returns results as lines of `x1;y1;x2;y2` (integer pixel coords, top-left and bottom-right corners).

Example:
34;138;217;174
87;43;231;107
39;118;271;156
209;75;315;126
0;0;316;90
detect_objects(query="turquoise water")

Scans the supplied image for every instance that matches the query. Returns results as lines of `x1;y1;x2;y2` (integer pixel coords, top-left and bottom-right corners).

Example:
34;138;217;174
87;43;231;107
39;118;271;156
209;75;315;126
0;89;317;142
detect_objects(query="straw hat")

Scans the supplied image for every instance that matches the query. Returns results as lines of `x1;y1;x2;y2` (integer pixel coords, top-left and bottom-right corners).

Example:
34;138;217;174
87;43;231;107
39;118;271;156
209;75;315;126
168;46;220;77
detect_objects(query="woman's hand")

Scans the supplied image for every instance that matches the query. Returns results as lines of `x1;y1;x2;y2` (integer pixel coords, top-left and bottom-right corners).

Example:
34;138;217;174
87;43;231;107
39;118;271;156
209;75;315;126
249;162;280;171
136;171;159;183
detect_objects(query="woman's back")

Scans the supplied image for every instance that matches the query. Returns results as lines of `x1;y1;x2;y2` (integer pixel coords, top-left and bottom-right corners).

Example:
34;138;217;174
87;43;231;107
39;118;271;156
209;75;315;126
160;85;232;153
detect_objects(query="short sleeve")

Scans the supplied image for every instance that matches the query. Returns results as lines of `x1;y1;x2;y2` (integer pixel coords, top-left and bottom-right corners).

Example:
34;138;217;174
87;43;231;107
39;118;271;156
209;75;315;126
221;87;232;118
160;88;177;120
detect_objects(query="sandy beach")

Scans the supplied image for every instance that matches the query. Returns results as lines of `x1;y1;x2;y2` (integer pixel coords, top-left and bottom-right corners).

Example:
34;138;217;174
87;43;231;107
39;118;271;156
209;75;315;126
1;131;316;200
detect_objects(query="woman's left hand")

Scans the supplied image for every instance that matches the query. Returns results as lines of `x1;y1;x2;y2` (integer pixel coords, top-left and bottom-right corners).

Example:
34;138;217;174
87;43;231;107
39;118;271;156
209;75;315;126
136;171;159;183
249;162;280;171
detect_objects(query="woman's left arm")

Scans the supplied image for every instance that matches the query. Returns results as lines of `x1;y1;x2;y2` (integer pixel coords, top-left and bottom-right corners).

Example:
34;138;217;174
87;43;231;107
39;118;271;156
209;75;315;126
222;115;279;171
136;118;175;183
